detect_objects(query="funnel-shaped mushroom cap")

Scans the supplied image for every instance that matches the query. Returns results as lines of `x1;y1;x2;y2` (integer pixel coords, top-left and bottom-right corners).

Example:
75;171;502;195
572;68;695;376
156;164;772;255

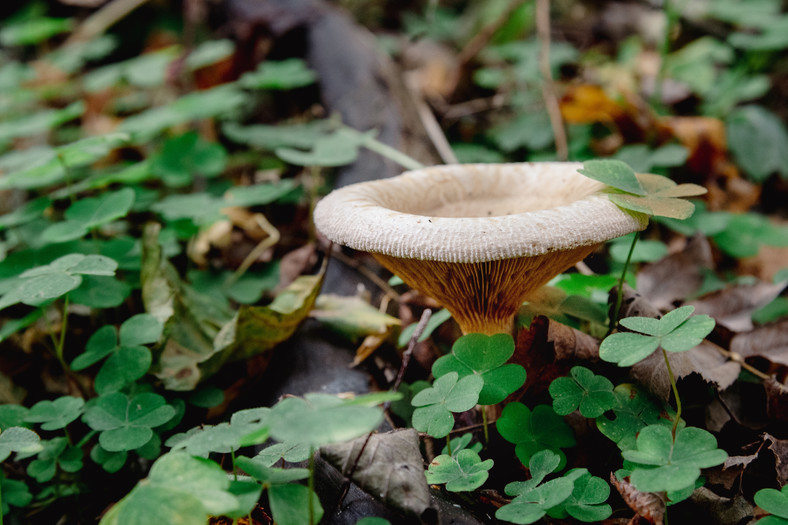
314;163;648;334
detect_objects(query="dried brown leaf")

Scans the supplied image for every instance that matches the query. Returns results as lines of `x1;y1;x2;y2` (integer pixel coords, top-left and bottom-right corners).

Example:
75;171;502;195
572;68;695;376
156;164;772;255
610;473;665;525
690;280;787;332
765;433;788;486
320;429;433;519
765;378;788;423
637;234;714;310
730;318;788;367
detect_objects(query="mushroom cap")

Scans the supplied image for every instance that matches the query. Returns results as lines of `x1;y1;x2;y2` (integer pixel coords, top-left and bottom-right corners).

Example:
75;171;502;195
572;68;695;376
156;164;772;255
314;162;648;263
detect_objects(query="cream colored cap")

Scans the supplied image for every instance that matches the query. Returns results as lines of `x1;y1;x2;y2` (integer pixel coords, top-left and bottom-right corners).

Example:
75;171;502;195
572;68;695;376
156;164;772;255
314;162;648;263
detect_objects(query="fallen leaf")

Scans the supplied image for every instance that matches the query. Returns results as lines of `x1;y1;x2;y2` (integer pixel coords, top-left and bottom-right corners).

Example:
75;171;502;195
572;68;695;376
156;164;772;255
610;473;665;525
656;116;727;176
705;453;758;490
688;486;753;525
560;85;624;124
765;433;788;486
637;234;714;310
690;280;787;332
730;318;788;368
320;429;433;520
310;294;400;343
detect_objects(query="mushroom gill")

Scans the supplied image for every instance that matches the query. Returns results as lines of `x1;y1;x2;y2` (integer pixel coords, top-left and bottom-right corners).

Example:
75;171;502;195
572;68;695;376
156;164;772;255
314;163;648;335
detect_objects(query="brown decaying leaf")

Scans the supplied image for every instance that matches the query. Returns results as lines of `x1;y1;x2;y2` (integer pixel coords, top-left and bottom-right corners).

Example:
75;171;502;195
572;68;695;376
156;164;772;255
690;281;787;333
277;243;318;291
765;433;788;486
688;486;753;525
636;234;714;310
765;378;788;423
320;429;433;520
730;318;788;368
560;84;625;124
610;473;665;525
705;453;759;491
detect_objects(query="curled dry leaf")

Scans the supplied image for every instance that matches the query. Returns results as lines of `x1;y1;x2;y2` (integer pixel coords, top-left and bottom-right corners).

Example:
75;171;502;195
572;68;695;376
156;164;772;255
765;378;788;423
688;486;753;525
765;433;788;486
320;429;433;520
705;453;758;491
610;473;665;525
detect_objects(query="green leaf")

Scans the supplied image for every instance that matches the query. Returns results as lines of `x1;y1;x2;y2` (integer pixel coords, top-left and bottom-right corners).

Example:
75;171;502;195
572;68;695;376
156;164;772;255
72;325;118;370
165;408;269;456
25;396;84;431
398;308;452;347
609;236;668;264
623;425;727;493
755;485;788;519
151;132;227;187
184;39;235;71
0;427;42;462
496;403;575;469
596;384;674;450
84;392;176;452
613;144;688;172
99;452;239;525
119;313;163;347
268;483;324;525
425;449;493;492
69;275;131;308
0;197;51;231
728;105;788;182
0;15;72;46
712;213;788;258
94;345;152;394
607;173;706;220
267;393;387;447
254;442;312;466
599;332;660;367
63;187;135;228
234;456;309;483
411;372;483;438
222;120;336;151
275;128;365;167
27;436;83;482
546;471;612;522
578;160;646;195
240;59;317;90
549;366;615;418
1;477;33;514
90;444;128;473
432;333;526;405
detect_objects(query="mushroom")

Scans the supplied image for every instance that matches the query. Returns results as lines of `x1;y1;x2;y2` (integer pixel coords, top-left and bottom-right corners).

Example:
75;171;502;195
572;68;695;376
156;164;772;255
314;163;648;335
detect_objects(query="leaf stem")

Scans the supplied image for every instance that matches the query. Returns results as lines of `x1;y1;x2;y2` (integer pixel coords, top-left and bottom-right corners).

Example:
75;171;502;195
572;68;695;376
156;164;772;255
446;435;452;457
610;233;638;334
358;133;425;171
481;408;489;446
661;348;682;438
56;295;70;371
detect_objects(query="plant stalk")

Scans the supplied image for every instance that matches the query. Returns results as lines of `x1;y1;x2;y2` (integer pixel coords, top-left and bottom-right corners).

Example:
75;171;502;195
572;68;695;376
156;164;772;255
308;447;315;525
662;348;682;438
359;133;425;171
610;233;638;334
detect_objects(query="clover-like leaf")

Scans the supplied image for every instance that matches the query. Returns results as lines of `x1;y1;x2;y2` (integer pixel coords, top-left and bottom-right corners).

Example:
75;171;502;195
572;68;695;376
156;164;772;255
41;188;135;242
84;392;176;452
497;453;580;525
425;449;493;492
578;159;646;195
601;306;715;366
0;427;42;463
596;384;677;451
275;128;366;167
432;333;526;405
622;425;727;493
755;485;788;523
25;396;84;431
240;58;317;90
608;173;707;220
496;403;575;469
234;456;310;484
545;471;612;522
91;444;128;473
254;442;312;466
0;254;118;310
27;436;83;482
151;131;227;187
268;483;324;525
549;366;616;418
411;372;484;438
442;433;483;457
99;452;240;525
267;392;393;447
165;407;270;456
1;477;32;514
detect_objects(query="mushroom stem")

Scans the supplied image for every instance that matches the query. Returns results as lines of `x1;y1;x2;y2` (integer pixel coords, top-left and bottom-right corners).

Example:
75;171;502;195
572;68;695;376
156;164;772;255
373;243;597;335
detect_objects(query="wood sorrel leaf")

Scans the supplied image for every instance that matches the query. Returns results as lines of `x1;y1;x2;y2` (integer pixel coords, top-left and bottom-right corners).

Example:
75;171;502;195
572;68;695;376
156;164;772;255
432;333;526;405
425;449;493;492
578;160;646;195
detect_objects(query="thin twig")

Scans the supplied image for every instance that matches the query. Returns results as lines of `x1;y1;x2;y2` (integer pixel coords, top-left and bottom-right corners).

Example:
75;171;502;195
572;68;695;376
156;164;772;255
405;75;458;164
706;340;772;382
334;431;375;513
387;309;433;408
536;0;569;161
64;0;151;45
457;0;533;67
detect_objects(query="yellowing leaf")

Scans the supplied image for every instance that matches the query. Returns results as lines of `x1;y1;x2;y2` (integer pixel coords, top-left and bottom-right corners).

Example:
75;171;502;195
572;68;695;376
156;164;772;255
311;294;400;342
